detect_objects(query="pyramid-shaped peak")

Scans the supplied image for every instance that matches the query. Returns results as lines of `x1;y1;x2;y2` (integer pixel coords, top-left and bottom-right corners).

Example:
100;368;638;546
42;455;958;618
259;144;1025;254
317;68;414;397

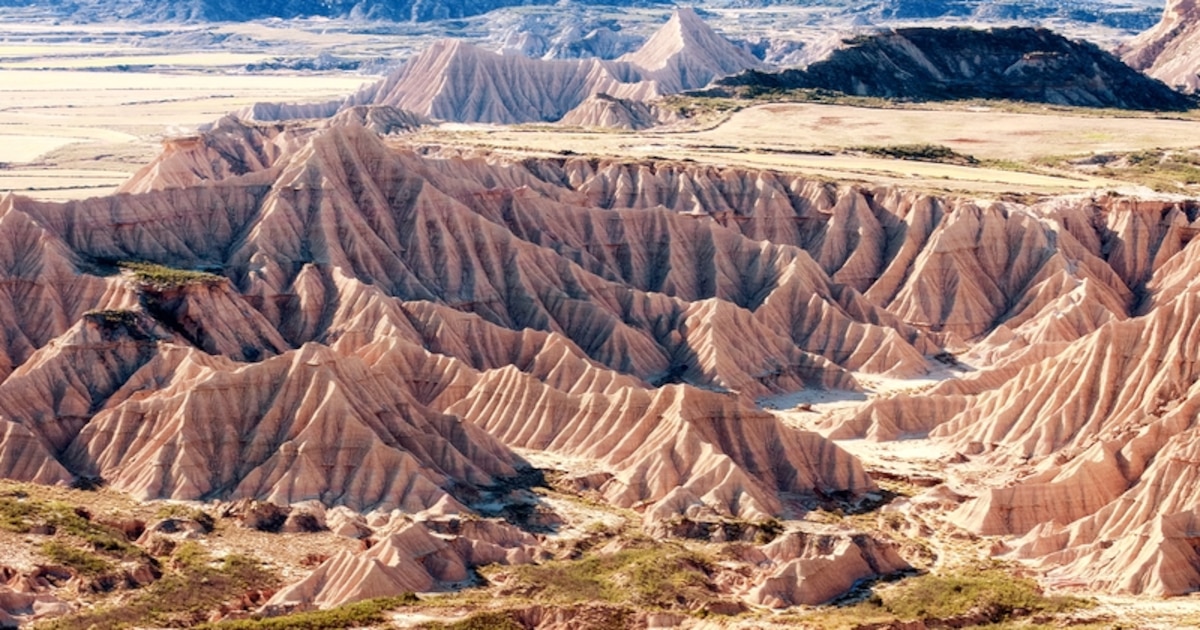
672;6;714;33
622;7;759;82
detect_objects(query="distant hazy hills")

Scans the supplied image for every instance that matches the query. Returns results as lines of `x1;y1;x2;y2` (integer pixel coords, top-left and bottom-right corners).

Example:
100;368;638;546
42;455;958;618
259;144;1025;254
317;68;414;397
866;0;1159;30
3;0;666;22
2;0;1161;26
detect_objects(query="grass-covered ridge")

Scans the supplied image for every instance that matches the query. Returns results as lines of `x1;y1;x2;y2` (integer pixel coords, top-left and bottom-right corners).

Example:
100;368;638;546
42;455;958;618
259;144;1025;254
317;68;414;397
0;491;142;560
1043;147;1200;193
879;567;1091;620
119;261;224;289
198;594;419;630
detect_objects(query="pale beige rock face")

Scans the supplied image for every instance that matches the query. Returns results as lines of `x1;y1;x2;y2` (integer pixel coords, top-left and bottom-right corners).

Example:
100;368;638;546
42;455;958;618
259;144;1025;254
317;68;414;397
1121;0;1200;92
618;8;761;87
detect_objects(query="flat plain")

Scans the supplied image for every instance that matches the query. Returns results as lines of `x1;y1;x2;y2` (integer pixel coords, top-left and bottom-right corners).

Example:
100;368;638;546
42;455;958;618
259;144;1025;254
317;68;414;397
417;101;1200;196
0;26;385;200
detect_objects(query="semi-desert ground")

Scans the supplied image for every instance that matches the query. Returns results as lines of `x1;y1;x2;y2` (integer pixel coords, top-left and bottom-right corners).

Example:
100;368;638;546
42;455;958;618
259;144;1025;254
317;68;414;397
7;4;1200;630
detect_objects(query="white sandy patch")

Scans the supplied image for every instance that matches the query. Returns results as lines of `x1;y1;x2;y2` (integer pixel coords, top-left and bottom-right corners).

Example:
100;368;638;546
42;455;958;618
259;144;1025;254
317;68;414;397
0;135;87;162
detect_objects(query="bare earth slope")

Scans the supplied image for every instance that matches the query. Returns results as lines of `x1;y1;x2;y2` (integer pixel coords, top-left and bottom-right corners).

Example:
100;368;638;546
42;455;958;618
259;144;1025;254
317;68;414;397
245;9;758;125
711;26;1194;111
8;113;1200;615
1121;0;1200;93
0;123;893;523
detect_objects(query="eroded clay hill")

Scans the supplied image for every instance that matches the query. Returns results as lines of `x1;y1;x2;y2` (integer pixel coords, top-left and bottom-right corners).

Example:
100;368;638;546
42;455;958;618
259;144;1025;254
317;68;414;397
0;123;900;524
7;117;1200;610
1121;0;1200;93
247;8;758;125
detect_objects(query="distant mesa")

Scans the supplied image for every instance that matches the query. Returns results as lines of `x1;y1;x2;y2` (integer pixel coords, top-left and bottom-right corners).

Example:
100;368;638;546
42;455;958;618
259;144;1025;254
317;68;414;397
1121;0;1200;93
705;26;1195;111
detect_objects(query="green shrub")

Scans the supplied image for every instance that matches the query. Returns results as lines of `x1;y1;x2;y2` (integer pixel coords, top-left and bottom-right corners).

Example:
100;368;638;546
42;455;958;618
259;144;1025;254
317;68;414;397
41;541;115;576
0;496;41;533
156;504;217;532
878;567;1092;621
0;496;140;559
419;610;527;630
501;542;714;610
852;143;977;164
40;546;279;630
119;261;223;289
198;594;419;630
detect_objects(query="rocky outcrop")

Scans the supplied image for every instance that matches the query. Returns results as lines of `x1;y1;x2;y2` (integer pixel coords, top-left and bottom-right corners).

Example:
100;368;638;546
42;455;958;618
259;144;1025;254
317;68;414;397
709;26;1194;111
326;106;427;135
266;520;536;609
1120;0;1200;93
616;7;762;94
448;378;870;521
345;38;663;124
747;530;910;607
119;115;303;194
0;587;69;627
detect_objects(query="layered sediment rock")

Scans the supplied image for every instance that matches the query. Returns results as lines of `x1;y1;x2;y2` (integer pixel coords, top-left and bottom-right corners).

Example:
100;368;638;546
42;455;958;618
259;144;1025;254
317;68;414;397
245;9;758;126
1121;0;1200;93
7;115;1200;601
747;530;910;607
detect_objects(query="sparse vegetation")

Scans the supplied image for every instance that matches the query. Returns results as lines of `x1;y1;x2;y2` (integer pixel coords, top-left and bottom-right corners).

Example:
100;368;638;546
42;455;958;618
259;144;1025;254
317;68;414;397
688;89;1200;119
155;503;217;532
1045;147;1200;192
878;567;1091;620
199;594;419;630
41;541;116;576
84;309;143;327
804;565;1095;629
40;543;279;630
119;261;224;289
852;143;978;165
491;541;716;610
0;493;141;559
419;610;526;630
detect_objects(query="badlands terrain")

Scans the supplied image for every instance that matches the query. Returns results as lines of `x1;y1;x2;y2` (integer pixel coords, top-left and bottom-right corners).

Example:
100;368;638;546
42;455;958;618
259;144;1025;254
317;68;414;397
6;1;1200;629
